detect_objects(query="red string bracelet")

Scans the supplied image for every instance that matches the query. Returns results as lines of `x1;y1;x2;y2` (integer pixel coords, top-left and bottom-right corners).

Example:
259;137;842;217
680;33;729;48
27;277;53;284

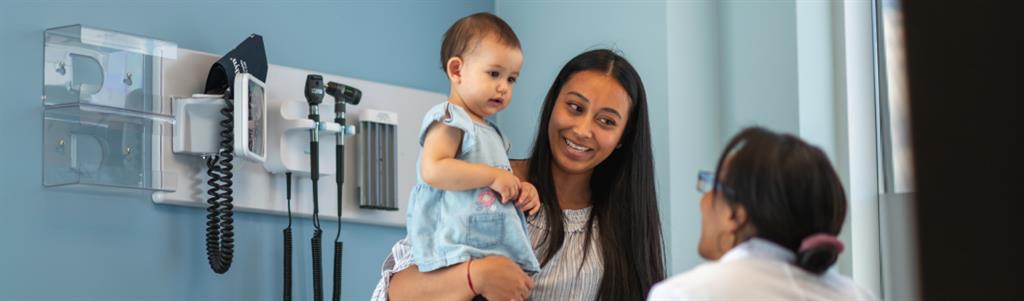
467;258;478;295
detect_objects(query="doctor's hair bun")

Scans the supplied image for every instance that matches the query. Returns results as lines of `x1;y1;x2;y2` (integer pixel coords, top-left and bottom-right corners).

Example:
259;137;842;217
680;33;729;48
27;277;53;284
796;233;844;274
796;244;841;275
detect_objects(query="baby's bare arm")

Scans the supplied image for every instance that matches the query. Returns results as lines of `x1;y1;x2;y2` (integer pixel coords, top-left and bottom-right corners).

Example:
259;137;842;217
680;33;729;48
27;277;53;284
420;122;508;192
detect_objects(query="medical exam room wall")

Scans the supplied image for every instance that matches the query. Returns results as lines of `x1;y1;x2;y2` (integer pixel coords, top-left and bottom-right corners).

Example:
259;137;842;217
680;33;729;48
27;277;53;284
0;1;491;300
495;1;865;290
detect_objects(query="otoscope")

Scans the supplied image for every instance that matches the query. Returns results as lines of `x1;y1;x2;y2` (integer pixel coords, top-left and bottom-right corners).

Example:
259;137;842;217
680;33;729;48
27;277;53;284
325;82;361;301
304;74;326;301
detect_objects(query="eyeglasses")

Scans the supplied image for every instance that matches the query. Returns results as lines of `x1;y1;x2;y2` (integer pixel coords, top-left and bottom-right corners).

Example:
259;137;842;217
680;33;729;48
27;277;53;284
697;170;725;194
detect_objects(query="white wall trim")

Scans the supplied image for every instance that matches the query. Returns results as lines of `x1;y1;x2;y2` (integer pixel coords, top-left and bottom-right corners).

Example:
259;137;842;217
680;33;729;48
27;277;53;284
665;0;722;275
834;0;883;297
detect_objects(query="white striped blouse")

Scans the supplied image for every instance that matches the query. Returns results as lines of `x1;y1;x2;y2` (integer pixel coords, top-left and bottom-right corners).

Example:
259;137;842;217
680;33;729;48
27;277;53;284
371;206;603;301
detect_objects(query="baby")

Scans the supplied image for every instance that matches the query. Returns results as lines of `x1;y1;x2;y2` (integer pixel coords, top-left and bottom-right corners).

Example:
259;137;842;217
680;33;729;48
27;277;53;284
407;12;541;274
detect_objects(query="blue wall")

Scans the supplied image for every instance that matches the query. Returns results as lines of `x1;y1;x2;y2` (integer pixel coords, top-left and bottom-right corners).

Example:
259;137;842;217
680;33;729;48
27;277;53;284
664;0;723;274
494;0;855;277
0;1;491;300
719;0;800;137
494;1;668;162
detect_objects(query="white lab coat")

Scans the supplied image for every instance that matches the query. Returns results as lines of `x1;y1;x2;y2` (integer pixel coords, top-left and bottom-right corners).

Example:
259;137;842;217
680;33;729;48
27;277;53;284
648;238;878;301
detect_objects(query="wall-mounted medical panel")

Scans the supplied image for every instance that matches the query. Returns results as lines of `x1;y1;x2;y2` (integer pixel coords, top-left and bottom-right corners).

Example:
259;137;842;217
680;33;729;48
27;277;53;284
152;49;443;227
42;25;177;192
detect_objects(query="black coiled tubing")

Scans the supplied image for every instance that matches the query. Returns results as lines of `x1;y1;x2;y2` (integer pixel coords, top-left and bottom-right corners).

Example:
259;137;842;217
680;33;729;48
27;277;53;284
333;240;342;301
310;139;324;301
206;99;235;274
312;229;324;301
283;227;292;301
333;144;345;301
284;173;293;301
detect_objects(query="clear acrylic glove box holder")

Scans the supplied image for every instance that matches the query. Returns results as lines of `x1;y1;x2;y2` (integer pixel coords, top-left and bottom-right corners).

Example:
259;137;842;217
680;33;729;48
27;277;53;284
42;25;178;192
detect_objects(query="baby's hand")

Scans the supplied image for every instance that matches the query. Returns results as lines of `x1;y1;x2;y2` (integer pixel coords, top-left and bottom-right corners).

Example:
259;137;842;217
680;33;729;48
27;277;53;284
516;181;541;216
489;169;521;203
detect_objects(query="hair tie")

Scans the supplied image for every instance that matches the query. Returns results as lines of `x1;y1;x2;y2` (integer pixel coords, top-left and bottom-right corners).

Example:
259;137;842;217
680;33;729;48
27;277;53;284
799;233;844;254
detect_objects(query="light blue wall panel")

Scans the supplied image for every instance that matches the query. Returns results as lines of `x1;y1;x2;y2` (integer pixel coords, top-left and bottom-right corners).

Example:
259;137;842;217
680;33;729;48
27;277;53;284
719;0;800;138
0;1;492;300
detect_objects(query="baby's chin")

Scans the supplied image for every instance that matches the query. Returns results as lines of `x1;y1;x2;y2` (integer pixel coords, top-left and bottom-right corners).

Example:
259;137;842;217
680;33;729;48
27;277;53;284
472;100;506;114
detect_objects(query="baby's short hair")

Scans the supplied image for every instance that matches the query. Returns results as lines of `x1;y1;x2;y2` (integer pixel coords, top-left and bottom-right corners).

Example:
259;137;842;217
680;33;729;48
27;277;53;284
440;12;521;73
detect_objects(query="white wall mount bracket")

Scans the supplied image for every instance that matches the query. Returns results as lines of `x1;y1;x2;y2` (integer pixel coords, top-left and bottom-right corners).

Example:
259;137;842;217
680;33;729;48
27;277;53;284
152;49;445;227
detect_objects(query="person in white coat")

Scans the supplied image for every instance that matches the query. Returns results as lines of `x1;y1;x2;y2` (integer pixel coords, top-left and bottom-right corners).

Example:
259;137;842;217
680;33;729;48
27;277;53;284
649;127;878;301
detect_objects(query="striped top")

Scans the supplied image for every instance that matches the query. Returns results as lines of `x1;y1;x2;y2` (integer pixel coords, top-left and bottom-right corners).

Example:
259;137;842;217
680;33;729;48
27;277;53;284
372;206;603;301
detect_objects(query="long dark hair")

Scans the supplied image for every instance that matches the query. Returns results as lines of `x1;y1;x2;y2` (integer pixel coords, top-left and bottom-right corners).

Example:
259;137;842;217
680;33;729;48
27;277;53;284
714;127;847;274
526;49;665;300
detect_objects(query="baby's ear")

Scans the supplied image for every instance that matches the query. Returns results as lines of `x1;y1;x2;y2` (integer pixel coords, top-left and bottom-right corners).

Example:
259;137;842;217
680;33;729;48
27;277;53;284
446;57;463;84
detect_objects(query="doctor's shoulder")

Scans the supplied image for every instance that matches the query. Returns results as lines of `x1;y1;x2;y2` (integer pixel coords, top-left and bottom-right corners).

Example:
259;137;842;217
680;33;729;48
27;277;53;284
646;262;730;300
816;270;881;301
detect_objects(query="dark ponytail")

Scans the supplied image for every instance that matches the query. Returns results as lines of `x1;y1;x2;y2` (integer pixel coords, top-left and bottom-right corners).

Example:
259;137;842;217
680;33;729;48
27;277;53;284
714;127;847;275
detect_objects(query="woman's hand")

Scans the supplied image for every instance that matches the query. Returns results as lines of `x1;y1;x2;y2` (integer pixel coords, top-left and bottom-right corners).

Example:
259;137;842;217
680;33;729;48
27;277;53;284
472;256;535;301
389;256;534;301
516;181;541;216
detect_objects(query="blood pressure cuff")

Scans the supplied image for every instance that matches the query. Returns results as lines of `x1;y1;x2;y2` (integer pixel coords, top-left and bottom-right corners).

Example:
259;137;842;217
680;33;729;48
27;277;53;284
204;34;268;97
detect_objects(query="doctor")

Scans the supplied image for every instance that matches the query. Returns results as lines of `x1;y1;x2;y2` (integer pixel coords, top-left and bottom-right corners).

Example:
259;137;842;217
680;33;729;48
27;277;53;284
649;127;878;300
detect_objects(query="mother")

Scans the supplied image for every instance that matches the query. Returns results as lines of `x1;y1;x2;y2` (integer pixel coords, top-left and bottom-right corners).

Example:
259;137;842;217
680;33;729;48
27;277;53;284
373;49;666;301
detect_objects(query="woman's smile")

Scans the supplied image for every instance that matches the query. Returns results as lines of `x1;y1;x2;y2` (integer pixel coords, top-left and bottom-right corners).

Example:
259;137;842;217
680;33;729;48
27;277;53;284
562;136;594;159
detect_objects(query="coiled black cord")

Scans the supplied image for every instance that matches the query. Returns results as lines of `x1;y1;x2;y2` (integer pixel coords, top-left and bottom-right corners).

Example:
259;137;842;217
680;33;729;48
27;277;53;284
206;98;235;274
312;229;324;301
310;139;324;301
333;144;344;301
332;241;342;301
283;173;293;301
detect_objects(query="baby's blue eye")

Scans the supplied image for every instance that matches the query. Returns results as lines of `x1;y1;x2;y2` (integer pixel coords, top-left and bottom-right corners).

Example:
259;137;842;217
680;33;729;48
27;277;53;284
508;77;517;84
488;71;500;78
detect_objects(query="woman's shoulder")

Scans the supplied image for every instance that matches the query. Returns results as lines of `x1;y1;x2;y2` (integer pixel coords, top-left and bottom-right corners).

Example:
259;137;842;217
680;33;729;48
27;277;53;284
526;206;595;234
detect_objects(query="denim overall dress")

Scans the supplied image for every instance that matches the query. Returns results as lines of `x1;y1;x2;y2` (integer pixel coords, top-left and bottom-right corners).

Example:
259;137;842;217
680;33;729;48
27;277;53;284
406;102;540;273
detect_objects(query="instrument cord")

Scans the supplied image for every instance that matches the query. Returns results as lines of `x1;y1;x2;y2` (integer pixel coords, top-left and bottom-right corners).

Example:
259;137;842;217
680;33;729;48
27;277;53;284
205;97;235;274
283;172;293;301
